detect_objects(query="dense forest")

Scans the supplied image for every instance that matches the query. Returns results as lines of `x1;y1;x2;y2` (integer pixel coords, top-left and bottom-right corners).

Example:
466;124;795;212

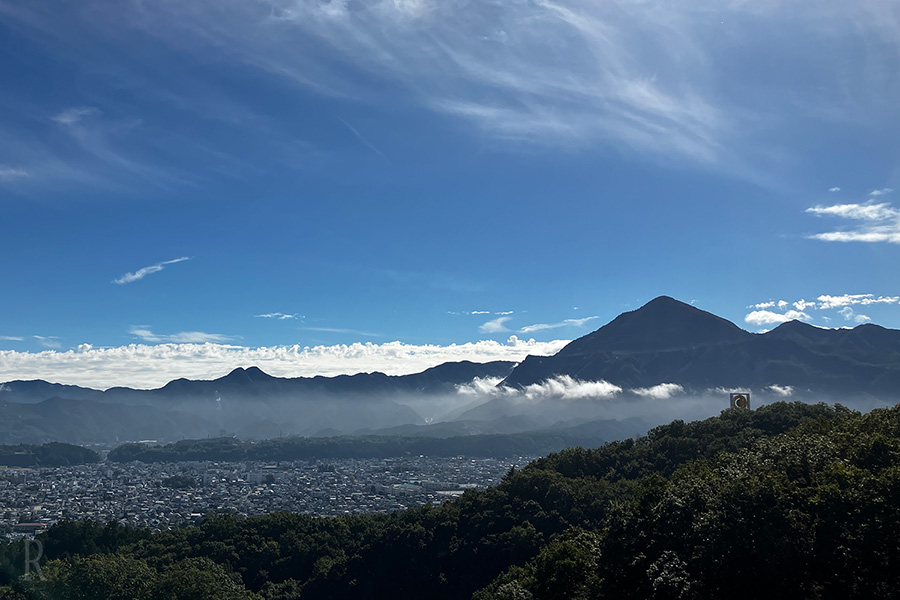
106;428;638;463
0;443;100;468
2;401;899;599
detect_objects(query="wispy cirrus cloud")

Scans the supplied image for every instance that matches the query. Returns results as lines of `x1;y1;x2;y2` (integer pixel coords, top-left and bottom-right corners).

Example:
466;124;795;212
338;118;389;162
113;257;191;284
303;327;380;337
4;0;892;174
129;326;234;344
869;188;894;197
0;336;569;389
828;187;840;192
52;106;101;126
0;166;30;181
33;335;62;349
0;336;24;341
519;316;599;333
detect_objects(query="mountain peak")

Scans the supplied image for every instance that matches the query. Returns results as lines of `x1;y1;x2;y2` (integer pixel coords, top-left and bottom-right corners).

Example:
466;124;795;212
222;366;273;381
559;296;750;356
643;295;683;307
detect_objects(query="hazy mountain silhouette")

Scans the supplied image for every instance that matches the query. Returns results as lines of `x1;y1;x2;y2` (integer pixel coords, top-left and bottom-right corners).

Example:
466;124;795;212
503;296;900;395
4;297;900;445
1;360;515;405
0;361;516;443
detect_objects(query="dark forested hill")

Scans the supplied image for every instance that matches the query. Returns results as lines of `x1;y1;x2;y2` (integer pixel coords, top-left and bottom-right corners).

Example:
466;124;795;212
3;400;898;600
0;442;99;468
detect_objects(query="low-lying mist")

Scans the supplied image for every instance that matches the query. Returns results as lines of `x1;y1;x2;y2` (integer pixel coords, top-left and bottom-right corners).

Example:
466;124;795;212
4;372;896;447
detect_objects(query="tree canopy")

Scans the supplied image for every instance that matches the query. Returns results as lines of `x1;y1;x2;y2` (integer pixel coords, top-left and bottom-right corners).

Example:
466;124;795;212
3;401;898;599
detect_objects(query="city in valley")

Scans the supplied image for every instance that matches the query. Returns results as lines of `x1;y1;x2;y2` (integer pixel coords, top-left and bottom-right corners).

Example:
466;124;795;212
1;455;535;537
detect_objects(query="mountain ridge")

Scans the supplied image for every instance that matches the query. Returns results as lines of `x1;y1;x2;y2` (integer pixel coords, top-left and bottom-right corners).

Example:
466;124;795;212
502;296;900;394
3;297;900;445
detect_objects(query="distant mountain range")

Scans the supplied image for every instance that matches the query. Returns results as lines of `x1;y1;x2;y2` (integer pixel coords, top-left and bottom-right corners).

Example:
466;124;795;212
2;296;899;445
503;296;900;395
0;361;516;444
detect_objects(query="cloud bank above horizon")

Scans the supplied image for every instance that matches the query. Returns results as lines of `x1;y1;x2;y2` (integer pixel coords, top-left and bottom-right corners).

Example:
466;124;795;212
0;336;570;390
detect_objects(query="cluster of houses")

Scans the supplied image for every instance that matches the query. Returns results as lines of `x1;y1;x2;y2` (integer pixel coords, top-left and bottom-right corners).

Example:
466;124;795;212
1;455;534;538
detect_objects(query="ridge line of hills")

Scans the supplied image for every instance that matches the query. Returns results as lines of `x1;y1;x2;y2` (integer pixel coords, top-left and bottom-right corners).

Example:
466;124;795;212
2;296;900;444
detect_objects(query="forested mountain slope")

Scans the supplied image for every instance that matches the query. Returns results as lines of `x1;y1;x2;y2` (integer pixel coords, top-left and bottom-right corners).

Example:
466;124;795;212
2;401;898;599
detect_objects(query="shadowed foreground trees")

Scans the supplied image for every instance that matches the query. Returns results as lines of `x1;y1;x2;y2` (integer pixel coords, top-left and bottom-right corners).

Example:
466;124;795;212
3;401;899;599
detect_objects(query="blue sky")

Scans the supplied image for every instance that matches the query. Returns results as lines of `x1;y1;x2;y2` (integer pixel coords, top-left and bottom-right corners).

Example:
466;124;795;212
1;0;898;387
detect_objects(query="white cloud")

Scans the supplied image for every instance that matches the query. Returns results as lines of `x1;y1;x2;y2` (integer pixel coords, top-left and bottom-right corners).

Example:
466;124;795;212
768;384;793;397
519;316;599;333
0;336;570;390
806;202;899;221
749;293;897;328
836;306;874;324
255;312;299;320
129;326;234;344
631;383;684;399
113;257;191;284
744;309;811;326
457;374;621;402
479;316;512;333
869;188;894;197
495;311;514;315
812;231;900;243
750;300;788;310
712;386;753;395
470;310;491;315
807;201;900;244
828;187;840;192
521;375;621;400
816;294;900;309
0;336;24;341
0;166;30;181
52;106;100;125
455;376;506;397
